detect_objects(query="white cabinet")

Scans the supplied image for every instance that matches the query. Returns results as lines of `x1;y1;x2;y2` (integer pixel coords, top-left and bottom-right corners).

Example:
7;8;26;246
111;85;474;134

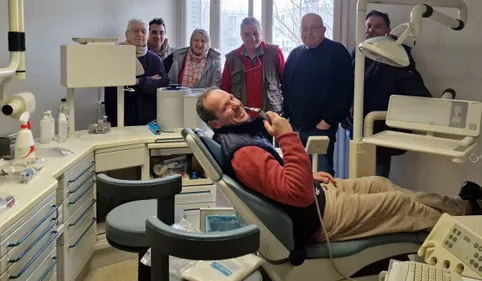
57;153;96;281
0;192;59;281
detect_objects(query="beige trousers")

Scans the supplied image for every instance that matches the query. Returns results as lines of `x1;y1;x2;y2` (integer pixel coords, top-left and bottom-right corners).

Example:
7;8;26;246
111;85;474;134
321;176;469;242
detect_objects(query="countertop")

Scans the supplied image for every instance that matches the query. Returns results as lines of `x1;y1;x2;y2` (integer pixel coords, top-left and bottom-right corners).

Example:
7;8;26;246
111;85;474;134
0;126;185;233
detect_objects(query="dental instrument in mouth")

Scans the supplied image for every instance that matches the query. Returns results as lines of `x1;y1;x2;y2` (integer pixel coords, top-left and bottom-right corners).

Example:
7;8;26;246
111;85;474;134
244;106;271;122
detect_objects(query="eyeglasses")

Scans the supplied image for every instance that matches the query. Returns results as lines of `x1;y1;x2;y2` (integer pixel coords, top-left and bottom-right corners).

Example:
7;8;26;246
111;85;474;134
129;29;147;35
301;25;324;33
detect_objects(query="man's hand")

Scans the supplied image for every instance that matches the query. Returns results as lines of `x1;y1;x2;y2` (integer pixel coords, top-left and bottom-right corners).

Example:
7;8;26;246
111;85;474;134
313;171;337;186
263;111;293;138
316;120;331;130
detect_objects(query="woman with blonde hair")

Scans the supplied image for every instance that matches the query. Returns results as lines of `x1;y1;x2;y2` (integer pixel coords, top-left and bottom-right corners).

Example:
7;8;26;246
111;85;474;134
168;29;222;88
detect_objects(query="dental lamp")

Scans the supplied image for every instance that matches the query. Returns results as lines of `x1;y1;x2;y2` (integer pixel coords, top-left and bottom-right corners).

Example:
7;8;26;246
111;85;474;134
349;0;468;178
359;4;466;67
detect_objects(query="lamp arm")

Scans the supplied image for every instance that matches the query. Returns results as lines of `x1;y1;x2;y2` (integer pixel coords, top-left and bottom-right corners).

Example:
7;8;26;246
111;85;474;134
1;0;26;104
411;4;465;38
394;23;414;45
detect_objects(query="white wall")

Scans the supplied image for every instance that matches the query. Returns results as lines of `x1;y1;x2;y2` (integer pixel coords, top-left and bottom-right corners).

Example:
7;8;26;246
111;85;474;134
366;0;482;196
0;0;179;137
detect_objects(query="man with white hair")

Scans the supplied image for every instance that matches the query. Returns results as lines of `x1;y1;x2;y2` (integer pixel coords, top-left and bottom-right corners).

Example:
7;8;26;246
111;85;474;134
105;18;169;127
221;16;285;116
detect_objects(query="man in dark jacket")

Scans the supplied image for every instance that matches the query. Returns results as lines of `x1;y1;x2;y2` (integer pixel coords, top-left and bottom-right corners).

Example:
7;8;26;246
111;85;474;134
342;10;432;178
105;18;169;127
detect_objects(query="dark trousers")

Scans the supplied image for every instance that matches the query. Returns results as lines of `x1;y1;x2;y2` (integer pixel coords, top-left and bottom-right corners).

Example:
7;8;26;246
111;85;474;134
376;154;392;178
297;127;336;176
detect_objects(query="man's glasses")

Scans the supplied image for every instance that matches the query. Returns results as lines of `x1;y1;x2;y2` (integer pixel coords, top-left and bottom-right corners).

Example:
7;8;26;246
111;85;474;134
130;29;147;35
301;25;324;33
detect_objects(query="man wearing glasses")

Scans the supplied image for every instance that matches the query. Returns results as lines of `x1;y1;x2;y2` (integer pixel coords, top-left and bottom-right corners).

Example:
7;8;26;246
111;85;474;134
104;18;169;127
283;13;353;176
221;17;285;117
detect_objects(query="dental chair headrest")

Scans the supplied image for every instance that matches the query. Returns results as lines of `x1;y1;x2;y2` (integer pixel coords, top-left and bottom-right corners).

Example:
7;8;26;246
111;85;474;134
194;129;225;167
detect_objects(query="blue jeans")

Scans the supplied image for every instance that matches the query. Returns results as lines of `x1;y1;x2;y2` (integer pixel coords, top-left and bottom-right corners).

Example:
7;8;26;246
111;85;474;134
297;127;336;176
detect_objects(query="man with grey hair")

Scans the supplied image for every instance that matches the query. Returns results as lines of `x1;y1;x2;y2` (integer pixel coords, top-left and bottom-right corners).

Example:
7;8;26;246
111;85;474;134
104;18;169;127
221;16;285;117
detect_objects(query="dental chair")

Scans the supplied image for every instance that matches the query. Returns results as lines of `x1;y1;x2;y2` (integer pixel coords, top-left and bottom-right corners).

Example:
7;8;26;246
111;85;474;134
181;128;428;281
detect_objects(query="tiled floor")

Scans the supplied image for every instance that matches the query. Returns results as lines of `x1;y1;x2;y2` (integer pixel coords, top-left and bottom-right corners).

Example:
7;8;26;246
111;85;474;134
83;258;138;281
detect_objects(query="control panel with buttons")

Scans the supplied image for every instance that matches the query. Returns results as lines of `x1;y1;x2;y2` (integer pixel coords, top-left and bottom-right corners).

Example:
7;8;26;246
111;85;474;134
443;224;482;275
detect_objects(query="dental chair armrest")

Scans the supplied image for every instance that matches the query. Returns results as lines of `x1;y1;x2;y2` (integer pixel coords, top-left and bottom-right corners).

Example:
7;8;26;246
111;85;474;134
146;216;260;260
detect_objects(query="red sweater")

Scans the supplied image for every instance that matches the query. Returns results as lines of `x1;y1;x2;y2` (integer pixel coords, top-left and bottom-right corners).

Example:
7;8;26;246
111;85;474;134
231;132;314;207
221;42;285;110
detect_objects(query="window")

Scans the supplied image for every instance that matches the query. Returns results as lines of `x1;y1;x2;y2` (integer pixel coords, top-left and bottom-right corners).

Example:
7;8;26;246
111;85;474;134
220;0;249;56
273;0;335;58
187;0;211;45
253;0;262;20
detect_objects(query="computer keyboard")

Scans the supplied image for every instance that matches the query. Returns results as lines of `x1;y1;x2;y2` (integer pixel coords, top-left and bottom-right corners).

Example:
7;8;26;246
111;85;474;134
385;261;463;281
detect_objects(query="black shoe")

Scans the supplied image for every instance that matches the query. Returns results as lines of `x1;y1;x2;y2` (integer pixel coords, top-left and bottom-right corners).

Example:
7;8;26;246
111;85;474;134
459;181;482;200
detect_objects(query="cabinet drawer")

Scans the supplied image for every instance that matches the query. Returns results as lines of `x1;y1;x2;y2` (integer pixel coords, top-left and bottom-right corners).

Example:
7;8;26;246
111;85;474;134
0;233;58;281
25;249;56;281
63;180;95;220
63;197;95;243
0;217;58;275
59;155;95;190
95;145;146;172
58;170;95;201
59;217;96;281
175;185;216;205
1;193;57;259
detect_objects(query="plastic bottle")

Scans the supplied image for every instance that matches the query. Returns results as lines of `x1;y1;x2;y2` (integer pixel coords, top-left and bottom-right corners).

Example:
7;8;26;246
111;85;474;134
99;101;106;119
59;98;69;136
15;112;36;161
48;110;56;140
58;113;68;142
40;111;53;144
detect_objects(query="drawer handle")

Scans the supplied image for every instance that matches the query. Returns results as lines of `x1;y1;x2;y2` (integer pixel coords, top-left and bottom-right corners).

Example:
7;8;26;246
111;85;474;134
180;191;211;195
69;218;96;248
8;231;59;280
68;181;96;205
184;208;200;212
8;219;58;263
67;161;95;183
68;200;96;227
68;176;95;195
8;205;60;247
39;257;58;281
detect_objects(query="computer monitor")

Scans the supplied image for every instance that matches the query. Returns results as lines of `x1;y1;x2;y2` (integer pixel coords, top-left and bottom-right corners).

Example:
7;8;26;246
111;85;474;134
386;95;482;137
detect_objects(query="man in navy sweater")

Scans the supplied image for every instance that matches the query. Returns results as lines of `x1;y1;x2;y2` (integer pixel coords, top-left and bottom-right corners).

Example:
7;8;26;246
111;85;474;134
283;13;353;176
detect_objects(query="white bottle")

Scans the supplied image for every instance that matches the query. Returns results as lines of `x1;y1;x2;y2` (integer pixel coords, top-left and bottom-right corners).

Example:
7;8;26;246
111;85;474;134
58;113;68;142
48;111;56;140
59;98;69;136
15;112;36;161
40;111;52;144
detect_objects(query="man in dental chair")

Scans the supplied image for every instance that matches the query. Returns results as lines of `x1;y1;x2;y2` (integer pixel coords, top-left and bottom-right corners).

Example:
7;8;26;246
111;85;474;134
196;88;482;243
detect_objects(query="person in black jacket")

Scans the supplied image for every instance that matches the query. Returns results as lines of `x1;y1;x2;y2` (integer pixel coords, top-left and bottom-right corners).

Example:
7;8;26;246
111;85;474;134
342;10;432;178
